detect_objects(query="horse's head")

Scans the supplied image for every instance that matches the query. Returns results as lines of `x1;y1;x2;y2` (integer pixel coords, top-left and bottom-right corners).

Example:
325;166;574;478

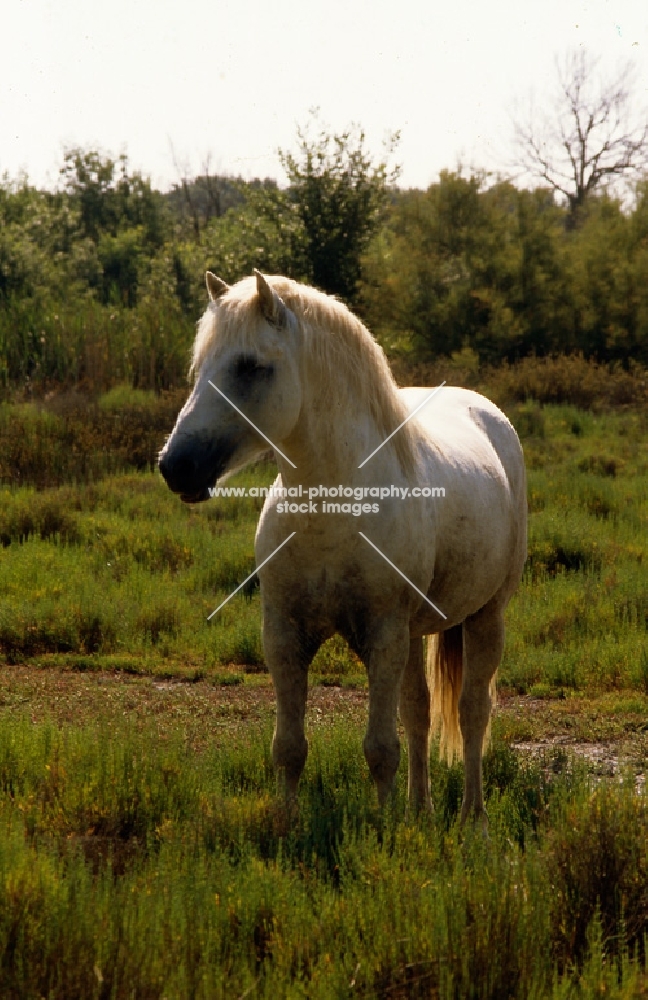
158;270;302;503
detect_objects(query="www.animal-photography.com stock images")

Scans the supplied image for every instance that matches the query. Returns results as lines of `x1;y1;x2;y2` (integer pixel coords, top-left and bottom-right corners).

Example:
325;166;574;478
2;0;648;996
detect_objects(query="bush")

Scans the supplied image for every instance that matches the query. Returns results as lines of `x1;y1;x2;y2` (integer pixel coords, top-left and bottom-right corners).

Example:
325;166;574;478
547;783;648;967
0;489;80;547
484;354;647;410
0;388;186;488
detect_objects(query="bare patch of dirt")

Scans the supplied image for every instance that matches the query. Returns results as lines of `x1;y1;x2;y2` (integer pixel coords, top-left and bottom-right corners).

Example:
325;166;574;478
496;690;648;788
511;739;646;790
1;665;646;783
0;663;368;753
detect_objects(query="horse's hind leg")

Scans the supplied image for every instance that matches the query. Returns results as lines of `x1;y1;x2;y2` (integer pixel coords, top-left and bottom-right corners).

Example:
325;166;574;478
399;636;432;812
460;599;505;824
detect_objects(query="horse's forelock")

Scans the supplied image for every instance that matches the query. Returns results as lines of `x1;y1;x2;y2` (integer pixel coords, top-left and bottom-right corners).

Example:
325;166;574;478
190;277;261;377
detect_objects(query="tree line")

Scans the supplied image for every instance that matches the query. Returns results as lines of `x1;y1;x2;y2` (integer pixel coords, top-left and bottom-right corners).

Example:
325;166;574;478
361;172;648;365
1;56;647;393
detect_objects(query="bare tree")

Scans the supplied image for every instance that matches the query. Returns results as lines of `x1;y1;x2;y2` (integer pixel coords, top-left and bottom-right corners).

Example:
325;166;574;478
168;145;224;239
513;50;648;220
201;153;222;223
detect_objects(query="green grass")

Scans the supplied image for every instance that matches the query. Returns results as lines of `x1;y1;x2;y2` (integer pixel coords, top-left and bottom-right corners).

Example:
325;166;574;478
0;463;273;674
0;710;646;998
501;404;648;697
0;456;367;677
0;395;647;995
0;388;187;488
1;399;645;691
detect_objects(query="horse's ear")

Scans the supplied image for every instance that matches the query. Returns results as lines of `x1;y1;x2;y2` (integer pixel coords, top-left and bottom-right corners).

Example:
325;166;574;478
254;269;287;329
206;272;229;301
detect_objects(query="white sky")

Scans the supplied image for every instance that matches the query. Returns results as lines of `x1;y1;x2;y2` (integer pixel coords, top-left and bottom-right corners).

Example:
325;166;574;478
1;0;647;192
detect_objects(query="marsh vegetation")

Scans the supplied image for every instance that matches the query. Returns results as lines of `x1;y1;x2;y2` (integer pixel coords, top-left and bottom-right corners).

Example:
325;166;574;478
0;374;647;996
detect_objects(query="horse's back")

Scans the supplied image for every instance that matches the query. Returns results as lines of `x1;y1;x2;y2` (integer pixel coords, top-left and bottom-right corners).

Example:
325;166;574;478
400;385;524;496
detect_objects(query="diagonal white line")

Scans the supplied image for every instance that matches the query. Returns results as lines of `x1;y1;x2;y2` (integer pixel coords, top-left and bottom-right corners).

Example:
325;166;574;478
208;381;297;469
207;532;297;620
357;382;447;469
358;531;447;619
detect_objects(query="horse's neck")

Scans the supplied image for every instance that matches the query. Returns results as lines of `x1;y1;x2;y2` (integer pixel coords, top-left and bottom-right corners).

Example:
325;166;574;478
279;371;408;486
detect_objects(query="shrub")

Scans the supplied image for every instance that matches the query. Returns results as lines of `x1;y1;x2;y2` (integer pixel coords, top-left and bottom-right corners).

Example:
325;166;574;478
546;783;648;967
0;490;80;547
0;388;186;488
483;354;647;411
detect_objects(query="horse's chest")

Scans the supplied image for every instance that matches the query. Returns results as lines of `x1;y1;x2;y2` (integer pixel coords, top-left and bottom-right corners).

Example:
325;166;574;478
276;562;377;650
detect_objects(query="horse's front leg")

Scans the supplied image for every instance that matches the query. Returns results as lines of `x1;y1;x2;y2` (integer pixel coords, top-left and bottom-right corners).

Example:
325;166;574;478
363;615;410;806
263;608;318;800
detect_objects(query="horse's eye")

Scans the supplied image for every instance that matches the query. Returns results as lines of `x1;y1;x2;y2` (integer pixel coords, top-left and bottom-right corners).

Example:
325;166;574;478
233;355;274;381
234;355;259;379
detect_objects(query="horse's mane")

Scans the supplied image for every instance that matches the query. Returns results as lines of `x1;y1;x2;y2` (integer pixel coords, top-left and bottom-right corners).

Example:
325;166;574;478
191;275;417;475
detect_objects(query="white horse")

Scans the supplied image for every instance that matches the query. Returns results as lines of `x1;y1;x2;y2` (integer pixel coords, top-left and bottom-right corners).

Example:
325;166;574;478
159;271;527;822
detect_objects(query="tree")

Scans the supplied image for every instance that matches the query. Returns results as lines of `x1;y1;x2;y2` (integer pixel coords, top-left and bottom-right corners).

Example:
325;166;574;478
168;149;233;240
360;172;498;359
0;176;80;301
60;148;167;248
201;185;310;285
360;172;575;363
60;149;169;305
279;115;400;303
513;50;648;222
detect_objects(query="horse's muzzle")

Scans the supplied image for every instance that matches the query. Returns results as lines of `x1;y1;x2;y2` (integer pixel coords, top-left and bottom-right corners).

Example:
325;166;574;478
158;437;236;503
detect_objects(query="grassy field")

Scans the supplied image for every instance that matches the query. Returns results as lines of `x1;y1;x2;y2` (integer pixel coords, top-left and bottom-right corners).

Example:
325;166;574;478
1;396;646;693
0;386;647;996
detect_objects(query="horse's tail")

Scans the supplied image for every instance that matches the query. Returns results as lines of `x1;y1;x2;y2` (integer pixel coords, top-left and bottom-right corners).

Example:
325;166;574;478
426;624;497;763
426;625;464;763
